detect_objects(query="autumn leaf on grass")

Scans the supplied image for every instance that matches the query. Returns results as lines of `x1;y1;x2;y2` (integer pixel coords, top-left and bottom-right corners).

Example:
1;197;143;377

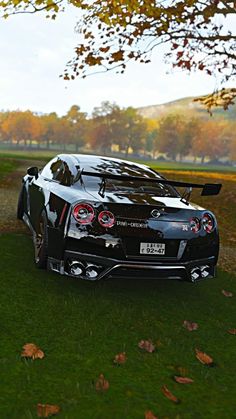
145;410;158;419
37;403;60;417
21;343;44;360
161;385;180;404
183;320;198;331
174;376;194;384
222;289;233;297
138;340;155;353
195;349;214;366
228;329;236;335
95;374;109;391
113;352;127;365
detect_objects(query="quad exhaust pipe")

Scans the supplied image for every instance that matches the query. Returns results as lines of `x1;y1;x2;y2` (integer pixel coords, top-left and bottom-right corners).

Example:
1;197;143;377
190;265;211;282
68;260;100;280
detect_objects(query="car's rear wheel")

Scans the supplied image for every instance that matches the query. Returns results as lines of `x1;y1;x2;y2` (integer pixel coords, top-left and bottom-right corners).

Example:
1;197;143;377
34;210;48;269
17;185;25;220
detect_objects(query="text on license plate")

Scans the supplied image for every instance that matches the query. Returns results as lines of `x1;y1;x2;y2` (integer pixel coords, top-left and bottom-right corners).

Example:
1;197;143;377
140;242;166;255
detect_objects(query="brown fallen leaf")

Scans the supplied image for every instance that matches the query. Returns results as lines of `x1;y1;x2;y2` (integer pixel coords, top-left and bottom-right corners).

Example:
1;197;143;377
222;289;233;297
95;374;109;391
37;403;60;417
113;352;127;364
183;320;198;331
138;340;155;353
174;376;194;384
145;410;158;419
228;329;236;335
161;385;180;403
195;349;214;366
21;343;44;360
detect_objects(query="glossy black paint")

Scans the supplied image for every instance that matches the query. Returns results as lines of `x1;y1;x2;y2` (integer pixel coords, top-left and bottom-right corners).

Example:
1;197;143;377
18;154;221;282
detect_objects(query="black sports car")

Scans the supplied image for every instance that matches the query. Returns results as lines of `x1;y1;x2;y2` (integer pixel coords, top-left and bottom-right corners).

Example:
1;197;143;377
17;154;221;282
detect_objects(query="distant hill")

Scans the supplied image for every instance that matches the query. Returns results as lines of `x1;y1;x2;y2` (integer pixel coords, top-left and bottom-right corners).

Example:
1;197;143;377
137;95;236;120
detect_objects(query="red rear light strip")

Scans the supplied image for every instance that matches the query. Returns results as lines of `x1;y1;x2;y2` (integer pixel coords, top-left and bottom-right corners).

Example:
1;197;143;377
59;203;68;226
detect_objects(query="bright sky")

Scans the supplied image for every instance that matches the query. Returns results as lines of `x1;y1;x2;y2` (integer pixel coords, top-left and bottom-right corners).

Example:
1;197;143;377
0;6;233;116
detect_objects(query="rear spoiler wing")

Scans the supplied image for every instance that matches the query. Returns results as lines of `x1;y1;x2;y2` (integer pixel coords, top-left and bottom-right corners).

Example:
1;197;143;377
81;170;222;196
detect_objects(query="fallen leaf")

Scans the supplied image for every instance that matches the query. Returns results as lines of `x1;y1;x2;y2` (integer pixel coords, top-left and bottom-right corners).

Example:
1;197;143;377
161;385;180;403
21;343;44;360
138;340;155;353
174;376;194;384
222;289;233;297
114;352;127;364
195;349;214;366
183;320;198;331
228;329;236;335
95;374;109;391
37;403;60;417
145;410;158;419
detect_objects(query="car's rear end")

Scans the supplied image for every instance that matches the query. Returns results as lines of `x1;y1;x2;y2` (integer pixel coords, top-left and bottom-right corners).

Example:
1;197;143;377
46;156;220;282
59;193;219;282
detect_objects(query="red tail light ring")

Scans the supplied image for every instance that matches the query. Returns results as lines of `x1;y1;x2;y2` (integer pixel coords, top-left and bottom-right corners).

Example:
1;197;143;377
190;217;201;233
73;203;95;224
98;211;116;228
202;213;214;233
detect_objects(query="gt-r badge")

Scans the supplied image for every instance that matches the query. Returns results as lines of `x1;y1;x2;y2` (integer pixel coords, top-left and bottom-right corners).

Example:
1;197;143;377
151;209;162;218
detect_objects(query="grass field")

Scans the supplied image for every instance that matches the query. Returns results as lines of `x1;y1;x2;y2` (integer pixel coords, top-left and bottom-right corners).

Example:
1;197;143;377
0;159;20;181
1;234;236;419
0;152;236;418
0;148;236;172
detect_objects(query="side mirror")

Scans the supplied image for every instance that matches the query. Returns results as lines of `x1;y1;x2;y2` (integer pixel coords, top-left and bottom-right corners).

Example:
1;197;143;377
27;166;39;178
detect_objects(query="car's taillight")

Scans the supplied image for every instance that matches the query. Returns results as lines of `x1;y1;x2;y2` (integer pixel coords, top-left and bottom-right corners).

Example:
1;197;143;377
202;212;214;233
98;210;115;228
73;203;95;224
190;217;201;233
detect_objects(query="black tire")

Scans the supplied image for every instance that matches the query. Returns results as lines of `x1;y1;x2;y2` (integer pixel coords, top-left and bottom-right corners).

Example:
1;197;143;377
34;210;48;269
17;185;25;220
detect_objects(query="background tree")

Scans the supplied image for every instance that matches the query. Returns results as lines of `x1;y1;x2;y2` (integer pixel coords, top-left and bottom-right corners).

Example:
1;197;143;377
142;119;159;159
117;107;147;157
2;111;42;147
1;1;236;110
40;113;59;149
0;112;10;143
89;102;121;154
158;114;186;161
191;120;227;163
65;105;88;151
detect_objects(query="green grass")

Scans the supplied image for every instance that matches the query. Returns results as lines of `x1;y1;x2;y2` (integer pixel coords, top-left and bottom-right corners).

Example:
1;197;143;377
0;159;20;181
138;160;236;173
0;149;236;173
1;233;236;418
0;150;54;162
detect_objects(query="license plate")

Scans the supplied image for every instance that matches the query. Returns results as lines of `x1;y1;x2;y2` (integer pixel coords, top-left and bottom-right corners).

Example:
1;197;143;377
140;242;165;255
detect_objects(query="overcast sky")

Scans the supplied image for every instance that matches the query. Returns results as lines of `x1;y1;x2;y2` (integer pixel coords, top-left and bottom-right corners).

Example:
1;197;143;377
0;6;233;116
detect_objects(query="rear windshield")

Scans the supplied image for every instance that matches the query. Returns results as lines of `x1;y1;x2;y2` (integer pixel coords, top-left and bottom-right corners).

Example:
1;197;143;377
76;175;179;197
72;159;180;197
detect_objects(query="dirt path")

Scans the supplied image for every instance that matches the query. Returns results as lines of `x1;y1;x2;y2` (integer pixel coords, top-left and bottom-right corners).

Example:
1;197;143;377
0;162;235;274
0;159;43;233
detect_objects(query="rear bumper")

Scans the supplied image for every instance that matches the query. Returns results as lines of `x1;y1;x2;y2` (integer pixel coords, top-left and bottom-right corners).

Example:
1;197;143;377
47;251;216;282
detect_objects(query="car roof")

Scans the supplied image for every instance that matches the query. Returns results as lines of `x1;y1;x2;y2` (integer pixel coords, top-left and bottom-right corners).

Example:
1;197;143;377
57;154;162;178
